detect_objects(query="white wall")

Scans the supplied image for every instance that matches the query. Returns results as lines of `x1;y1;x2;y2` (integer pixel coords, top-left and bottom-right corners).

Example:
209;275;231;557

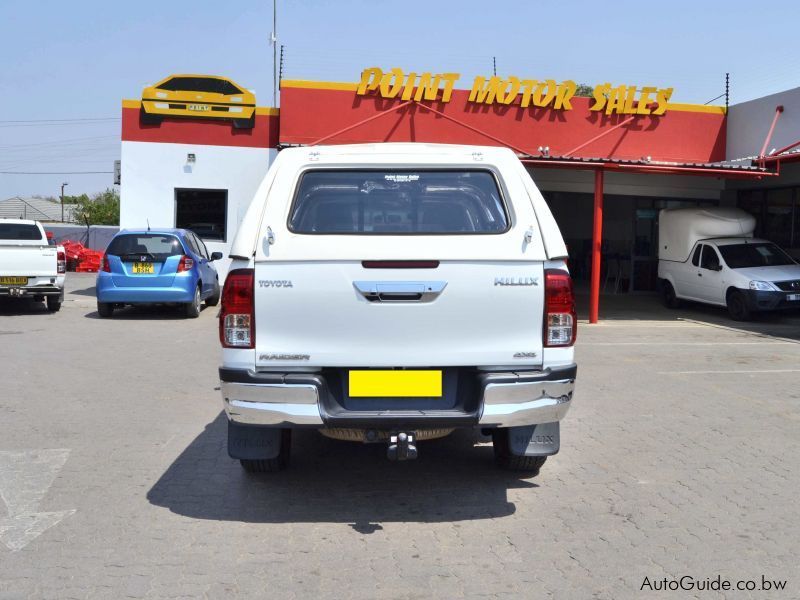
727;86;800;161
120;141;275;278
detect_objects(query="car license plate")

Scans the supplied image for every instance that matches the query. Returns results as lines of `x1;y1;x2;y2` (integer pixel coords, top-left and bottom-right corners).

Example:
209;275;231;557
188;104;210;112
132;262;154;274
788;294;800;301
0;276;28;285
348;370;442;398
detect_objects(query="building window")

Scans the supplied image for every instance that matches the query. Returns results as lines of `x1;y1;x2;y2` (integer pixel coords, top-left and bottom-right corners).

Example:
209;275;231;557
175;189;227;242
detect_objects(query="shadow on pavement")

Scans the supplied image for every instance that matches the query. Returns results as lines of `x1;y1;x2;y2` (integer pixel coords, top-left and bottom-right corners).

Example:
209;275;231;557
148;413;536;527
69;286;97;297
83;304;213;320
0;298;50;316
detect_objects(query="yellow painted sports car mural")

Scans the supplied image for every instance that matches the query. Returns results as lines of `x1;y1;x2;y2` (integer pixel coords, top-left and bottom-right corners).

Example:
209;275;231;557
140;74;256;129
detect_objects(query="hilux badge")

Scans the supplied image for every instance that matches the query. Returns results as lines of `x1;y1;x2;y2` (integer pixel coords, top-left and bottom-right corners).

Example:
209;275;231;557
494;277;538;286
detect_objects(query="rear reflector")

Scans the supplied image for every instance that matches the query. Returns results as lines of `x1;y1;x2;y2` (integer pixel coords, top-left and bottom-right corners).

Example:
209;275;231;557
219;269;255;348
57;250;66;274
361;260;439;269
101;254;110;273
544;269;576;347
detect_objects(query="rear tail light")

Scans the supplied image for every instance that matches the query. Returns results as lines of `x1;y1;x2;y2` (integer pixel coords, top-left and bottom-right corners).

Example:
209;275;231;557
544;269;577;347
101;254;110;272
57;250;66;274
220;268;254;348
177;255;194;272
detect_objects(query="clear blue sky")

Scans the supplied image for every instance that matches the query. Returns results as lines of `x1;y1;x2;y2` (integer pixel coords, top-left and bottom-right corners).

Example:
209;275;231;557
2;0;799;200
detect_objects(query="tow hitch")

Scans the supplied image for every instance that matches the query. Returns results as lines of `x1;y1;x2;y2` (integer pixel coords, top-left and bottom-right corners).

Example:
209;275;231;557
387;432;418;461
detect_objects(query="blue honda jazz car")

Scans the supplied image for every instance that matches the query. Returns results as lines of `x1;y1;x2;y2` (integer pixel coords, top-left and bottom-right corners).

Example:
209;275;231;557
95;228;222;318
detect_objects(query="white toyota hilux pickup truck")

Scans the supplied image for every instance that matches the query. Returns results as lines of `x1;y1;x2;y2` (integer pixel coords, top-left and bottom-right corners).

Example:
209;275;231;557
0;219;66;311
218;143;577;474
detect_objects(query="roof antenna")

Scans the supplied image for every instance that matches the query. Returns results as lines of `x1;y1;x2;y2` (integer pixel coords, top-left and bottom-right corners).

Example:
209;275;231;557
147;218;151;232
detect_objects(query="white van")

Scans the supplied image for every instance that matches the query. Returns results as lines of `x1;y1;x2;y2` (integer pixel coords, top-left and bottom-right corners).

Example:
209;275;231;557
658;208;800;320
217;143;577;474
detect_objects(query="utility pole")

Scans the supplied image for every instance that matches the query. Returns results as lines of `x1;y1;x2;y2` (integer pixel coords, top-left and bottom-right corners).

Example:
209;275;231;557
271;0;278;107
60;182;68;223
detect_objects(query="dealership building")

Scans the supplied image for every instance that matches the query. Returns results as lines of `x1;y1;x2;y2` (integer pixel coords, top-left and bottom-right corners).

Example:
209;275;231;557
119;70;800;321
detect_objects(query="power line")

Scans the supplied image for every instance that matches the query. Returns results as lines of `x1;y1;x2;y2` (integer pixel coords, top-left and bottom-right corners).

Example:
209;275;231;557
0;117;120;124
0;171;113;175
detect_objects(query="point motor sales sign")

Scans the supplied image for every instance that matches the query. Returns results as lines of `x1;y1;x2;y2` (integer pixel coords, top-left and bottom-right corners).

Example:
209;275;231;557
357;67;674;116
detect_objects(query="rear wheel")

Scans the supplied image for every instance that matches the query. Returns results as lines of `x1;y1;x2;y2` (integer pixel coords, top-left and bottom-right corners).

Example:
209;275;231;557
46;296;62;312
185;286;201;318
233;115;255;129
661;280;681;308
239;430;292;473
727;289;752;321
97;302;114;318
491;429;548;474
206;280;220;307
139;107;162;126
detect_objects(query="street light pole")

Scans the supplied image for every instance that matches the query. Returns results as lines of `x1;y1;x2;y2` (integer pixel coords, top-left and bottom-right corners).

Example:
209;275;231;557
60;182;68;222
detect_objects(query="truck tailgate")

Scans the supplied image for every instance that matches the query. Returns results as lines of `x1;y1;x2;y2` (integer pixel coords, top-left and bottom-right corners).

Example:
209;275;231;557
0;244;56;277
254;261;544;368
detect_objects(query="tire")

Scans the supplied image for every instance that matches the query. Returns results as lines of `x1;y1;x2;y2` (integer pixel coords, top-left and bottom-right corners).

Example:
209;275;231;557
239;430;292;473
97;302;114;318
233;115;256;129
139;107;162;126
491;429;548;474
205;280;220;307
661;280;681;309
727;289;752;321
46;296;62;312
185;286;201;318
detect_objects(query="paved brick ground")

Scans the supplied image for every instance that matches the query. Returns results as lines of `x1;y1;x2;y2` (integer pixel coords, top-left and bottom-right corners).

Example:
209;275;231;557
1;274;798;599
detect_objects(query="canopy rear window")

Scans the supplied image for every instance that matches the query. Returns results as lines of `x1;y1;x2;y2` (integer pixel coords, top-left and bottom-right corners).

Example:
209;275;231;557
0;223;43;241
288;170;509;235
106;234;185;260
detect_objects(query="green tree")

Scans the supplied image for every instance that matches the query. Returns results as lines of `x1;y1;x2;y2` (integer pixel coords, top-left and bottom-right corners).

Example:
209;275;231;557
75;188;120;225
575;83;595;97
62;193;89;205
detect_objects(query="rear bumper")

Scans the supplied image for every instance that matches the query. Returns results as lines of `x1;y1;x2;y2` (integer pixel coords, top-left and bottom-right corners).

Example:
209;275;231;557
0;284;62;297
219;364;576;429
96;274;194;303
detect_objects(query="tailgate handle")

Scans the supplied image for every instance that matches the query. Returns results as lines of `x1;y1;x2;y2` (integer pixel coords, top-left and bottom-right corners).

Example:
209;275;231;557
353;281;447;303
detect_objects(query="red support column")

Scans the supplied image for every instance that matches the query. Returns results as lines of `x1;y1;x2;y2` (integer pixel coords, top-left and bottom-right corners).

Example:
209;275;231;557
589;169;604;324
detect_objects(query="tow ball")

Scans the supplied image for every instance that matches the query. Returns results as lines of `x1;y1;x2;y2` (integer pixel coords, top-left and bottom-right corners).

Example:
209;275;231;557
387;432;418;461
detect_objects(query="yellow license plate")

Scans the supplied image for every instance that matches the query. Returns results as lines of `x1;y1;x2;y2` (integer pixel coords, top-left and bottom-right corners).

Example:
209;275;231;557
188;104;211;111
0;276;28;285
132;262;154;274
348;370;442;398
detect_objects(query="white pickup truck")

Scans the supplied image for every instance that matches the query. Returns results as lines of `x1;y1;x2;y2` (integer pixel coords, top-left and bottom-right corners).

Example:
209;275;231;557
658;208;800;320
218;143;577;474
0;219;66;312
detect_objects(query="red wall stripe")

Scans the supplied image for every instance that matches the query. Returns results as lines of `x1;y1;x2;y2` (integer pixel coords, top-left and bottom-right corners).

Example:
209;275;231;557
121;107;279;148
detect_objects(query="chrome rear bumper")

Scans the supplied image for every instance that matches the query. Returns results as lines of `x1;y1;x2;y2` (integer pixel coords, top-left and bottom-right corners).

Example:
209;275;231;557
220;365;576;429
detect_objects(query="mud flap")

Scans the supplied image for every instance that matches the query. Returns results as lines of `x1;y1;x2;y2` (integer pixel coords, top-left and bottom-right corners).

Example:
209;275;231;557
507;422;560;456
227;421;283;460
